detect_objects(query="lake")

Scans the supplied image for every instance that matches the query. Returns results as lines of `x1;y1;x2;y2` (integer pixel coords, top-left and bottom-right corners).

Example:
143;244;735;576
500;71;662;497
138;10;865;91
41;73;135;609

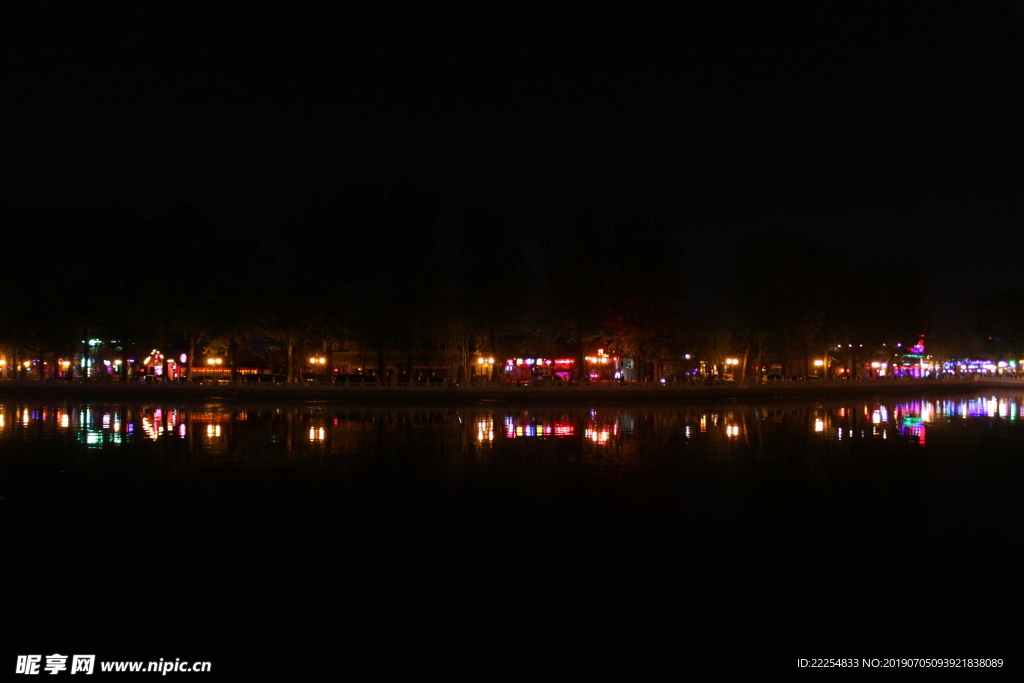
3;392;1020;675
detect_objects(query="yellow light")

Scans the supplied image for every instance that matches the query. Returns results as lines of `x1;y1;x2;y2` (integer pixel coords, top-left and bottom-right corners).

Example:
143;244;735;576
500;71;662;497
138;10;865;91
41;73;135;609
477;358;484;364
814;360;824;367
488;357;495;364
319;358;326;364
309;357;317;364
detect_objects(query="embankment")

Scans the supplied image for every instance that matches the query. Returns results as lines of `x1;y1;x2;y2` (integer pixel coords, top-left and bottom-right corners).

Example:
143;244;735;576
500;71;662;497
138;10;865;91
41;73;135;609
1;378;1017;405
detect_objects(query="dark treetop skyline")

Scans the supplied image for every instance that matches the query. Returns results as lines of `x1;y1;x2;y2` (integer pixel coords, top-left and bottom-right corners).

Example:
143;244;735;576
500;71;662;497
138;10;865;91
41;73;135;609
3;2;1023;305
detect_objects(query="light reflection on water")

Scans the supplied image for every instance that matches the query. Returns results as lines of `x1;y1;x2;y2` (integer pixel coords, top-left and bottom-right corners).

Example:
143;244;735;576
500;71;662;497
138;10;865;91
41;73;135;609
4;391;1022;667
1;393;1023;463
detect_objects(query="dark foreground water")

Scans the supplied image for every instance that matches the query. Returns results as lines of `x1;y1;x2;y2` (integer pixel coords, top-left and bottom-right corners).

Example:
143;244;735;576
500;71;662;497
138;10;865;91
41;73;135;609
3;393;1022;676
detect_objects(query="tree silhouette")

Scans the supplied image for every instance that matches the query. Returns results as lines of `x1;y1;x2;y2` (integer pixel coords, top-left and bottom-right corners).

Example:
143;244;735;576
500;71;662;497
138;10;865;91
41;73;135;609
605;212;684;381
545;206;609;383
460;204;527;381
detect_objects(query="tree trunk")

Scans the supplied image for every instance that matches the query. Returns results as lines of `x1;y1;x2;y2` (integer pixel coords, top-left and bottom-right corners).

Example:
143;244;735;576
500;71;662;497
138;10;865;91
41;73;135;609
323;339;330;382
229;338;238;384
489;325;499;383
577;334;587;384
755;336;764;383
286;339;295;383
187;331;196;383
740;339;751;385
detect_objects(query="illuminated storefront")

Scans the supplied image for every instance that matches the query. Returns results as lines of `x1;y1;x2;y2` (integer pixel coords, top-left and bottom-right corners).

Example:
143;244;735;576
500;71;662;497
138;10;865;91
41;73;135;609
866;337;933;378
502;349;625;382
942;359;1021;376
585;348;620;381
503;357;568;382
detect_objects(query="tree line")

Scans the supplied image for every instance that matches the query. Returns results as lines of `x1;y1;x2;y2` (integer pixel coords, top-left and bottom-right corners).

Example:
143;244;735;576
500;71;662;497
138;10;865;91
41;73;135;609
0;183;1018;382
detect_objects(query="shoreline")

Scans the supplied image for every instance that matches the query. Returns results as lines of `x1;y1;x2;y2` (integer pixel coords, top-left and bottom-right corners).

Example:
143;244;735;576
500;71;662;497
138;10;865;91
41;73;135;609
1;378;1019;405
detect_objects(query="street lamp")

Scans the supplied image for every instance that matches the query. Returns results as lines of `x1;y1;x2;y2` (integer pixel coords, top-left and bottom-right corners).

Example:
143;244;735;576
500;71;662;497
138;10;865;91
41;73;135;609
309;356;327;381
476;357;495;381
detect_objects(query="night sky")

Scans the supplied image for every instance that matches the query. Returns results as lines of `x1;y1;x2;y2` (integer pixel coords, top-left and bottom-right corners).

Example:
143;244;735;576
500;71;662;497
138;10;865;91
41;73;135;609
3;2;1022;306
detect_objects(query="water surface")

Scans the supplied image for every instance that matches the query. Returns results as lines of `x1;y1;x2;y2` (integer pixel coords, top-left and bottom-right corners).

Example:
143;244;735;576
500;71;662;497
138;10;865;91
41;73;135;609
3;393;1021;674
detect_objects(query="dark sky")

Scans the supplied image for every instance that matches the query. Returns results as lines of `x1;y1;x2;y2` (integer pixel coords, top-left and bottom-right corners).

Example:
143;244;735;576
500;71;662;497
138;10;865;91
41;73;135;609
3;1;1023;305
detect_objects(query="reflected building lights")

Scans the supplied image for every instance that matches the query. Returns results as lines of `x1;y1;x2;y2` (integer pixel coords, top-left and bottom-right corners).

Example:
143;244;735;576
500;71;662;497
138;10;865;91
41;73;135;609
8;396;1024;457
476;417;494;442
504;415;575;438
141;417;158;440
